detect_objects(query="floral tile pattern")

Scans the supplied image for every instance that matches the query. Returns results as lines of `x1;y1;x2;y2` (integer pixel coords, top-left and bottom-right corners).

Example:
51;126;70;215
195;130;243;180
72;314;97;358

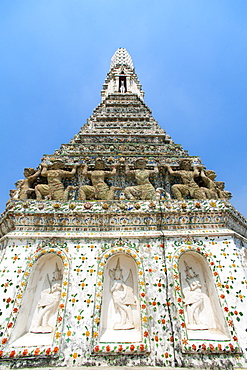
0;226;246;368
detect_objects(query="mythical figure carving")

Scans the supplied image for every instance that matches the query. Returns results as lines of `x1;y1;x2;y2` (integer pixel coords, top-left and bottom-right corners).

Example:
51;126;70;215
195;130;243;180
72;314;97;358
8;180;24;202
18;167;41;200
124;158;158;200
35;160;78;201
163;159;206;200
199;169;218;199
183;262;208;330
109;258;136;330
215;181;232;200
30;264;63;333
79;158;120;201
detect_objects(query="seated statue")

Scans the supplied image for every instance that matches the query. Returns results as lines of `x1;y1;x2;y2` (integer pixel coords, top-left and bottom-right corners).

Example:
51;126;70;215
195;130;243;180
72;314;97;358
199;169;218;199
35;160;78;201
124;158;158;200
79;158;120;201
163;159;206;200
215;181;232;200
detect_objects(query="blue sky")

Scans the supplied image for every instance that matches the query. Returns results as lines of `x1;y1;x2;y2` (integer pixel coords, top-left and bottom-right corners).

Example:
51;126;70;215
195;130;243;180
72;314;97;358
0;0;247;217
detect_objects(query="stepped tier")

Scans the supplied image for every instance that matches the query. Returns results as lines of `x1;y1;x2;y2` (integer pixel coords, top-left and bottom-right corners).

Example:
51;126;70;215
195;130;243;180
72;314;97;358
51;93;190;164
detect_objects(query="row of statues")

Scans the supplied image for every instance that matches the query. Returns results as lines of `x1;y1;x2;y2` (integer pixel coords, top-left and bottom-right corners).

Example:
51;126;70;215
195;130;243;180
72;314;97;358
29;258;137;336
28;257;216;336
9;158;231;203
163;159;231;200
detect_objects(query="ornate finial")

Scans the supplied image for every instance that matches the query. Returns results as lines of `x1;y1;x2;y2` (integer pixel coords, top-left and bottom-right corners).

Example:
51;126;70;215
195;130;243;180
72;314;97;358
110;48;134;71
101;48;144;101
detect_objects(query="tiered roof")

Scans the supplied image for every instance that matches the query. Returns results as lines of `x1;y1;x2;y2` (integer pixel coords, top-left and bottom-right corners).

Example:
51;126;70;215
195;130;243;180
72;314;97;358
1;49;246;240
49;48;196;167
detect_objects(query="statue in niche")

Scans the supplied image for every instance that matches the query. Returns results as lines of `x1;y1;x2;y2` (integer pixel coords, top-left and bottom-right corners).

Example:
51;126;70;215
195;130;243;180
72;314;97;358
30;263;63;334
120;80;126;93
18;167;41;200
215;181;232;200
183;262;208;330
78;158;120;201
198;169;218;199
163;159;206;200
109;258;136;330
35;160;78;201
124;158;159;200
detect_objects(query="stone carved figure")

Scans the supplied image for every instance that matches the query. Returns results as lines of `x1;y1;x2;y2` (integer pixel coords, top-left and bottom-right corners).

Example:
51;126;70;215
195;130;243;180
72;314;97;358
124;158;158;200
109;258;136;330
35;160;78;201
19;167;41;200
6;190;19;209
9;189;19;200
79;158;120;201
163;159;206;200
199;169;218;199
215;181;232;200
183;262;208;330
8;180;23;202
7;180;25;208
30;264;63;333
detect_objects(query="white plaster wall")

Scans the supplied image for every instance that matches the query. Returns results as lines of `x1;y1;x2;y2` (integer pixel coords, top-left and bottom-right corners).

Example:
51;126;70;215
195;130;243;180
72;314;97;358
0;233;246;368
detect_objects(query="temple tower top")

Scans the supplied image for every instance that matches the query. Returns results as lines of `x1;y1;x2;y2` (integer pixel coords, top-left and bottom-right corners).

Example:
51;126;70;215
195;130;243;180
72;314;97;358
101;48;144;101
110;47;134;70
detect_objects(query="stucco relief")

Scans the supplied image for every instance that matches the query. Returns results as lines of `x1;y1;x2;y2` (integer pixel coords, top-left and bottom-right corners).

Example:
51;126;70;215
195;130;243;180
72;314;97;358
9;254;64;347
109;258;136;330
100;254;141;343
30;263;63;333
179;252;230;341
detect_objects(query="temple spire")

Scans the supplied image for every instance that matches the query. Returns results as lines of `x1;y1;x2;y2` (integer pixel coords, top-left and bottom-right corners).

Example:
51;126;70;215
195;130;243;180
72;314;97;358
110;48;134;71
101;48;144;101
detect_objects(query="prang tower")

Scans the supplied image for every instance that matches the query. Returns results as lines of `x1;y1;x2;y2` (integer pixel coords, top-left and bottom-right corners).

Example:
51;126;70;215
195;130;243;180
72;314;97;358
0;48;246;369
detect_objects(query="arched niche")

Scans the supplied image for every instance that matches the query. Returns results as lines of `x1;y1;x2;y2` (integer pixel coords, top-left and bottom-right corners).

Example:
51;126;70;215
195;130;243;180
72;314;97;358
119;73;127;93
179;251;230;341
99;253;141;343
9;253;64;347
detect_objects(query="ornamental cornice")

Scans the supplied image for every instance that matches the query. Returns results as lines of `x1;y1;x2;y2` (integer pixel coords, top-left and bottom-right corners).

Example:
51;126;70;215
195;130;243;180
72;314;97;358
1;199;246;239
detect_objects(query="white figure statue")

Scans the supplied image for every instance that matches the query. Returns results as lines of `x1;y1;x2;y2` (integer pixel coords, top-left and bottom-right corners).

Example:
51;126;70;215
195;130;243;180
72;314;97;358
183;262;208;330
30;264;63;334
120;80;126;93
109;259;136;330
